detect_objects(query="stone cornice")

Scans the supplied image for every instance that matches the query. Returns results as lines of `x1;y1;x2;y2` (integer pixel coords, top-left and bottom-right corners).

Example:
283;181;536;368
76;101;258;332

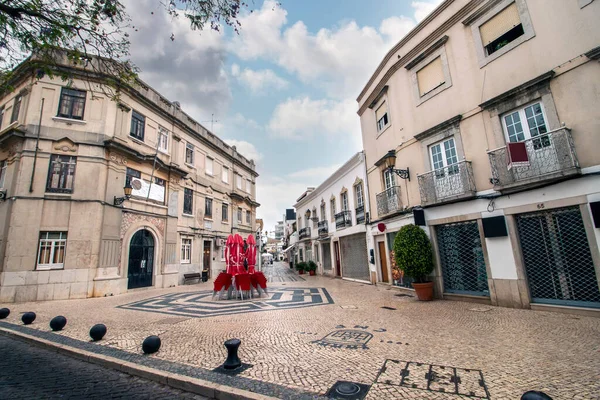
405;36;449;70
414;115;462;141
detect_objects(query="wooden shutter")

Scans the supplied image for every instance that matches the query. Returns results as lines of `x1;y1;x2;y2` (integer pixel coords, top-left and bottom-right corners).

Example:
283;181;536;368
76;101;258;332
417;57;444;96
479;2;520;46
375;102;387;121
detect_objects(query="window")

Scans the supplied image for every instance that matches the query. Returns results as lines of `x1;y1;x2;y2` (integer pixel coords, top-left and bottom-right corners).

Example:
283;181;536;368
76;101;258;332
130;110;145;140
237;207;242;223
58;88;86;120
222;166;229;183
37;232;67;270
185;143;194;165
384;169;396;190
181;238;192;263
341;192;349;211
430;138;459;177
417;57;445;97
480;2;523;56
158;127;169;153
376;102;389;132
320;203;326;221
10;95;22;123
502;102;549;149
0;107;5;129
246;210;251;224
206;157;213;175
183;188;193;215
0;160;6;188
330;198;336;222
236;174;242;189
222;203;229;222
205;197;213;218
355;184;364;208
125;167;141;187
46;155;77;193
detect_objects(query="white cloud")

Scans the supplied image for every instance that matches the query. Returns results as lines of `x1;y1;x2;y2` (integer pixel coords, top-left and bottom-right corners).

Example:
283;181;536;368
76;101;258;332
412;0;444;22
224;139;263;162
379;16;416;41
288;165;342;179
231;65;289;94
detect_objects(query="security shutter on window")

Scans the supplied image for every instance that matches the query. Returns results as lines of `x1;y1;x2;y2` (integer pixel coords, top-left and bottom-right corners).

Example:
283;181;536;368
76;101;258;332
479;2;520;46
417;57;444;96
375;102;387;121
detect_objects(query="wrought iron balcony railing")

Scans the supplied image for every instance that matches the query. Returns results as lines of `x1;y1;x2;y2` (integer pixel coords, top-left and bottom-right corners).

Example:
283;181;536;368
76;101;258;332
335;210;352;229
299;227;311;240
488;128;579;191
376;186;402;217
355;205;365;224
317;220;328;237
417;161;476;206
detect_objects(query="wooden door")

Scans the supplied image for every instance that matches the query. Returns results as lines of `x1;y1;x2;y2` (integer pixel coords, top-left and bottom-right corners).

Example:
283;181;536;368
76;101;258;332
203;241;211;278
334;241;341;276
378;241;389;283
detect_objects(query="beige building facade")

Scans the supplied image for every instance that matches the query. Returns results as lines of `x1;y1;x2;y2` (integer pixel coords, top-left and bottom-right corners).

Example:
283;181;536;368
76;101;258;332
359;0;600;314
0;58;259;303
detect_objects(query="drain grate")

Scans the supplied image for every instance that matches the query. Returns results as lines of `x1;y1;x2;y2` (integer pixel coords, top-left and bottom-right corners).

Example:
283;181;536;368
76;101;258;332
326;381;371;399
381;306;396;310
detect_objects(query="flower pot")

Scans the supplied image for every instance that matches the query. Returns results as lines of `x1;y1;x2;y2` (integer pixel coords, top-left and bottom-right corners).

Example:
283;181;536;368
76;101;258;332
309;270;316;276
298;270;304;275
411;281;434;301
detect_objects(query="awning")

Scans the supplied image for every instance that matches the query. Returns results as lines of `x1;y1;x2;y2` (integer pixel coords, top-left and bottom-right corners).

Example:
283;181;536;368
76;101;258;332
282;244;296;252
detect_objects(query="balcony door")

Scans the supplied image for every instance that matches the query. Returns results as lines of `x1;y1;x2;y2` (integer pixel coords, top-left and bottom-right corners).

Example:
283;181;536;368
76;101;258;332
430;138;463;199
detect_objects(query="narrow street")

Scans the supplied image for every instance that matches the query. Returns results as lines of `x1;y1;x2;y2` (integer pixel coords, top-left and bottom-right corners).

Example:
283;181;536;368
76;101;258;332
261;260;306;282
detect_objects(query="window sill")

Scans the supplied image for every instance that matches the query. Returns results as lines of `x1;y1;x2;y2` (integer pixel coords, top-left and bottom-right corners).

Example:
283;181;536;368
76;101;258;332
204;217;213;221
205;172;214;177
185;163;196;169
222;221;230;224
36;265;64;271
158;149;169;156
52;117;86;125
44;192;72;197
182;213;194;218
129;136;148;147
181;261;191;264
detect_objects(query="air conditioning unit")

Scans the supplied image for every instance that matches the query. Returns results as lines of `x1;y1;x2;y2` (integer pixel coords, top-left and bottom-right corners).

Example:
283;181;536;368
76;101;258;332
0;189;6;200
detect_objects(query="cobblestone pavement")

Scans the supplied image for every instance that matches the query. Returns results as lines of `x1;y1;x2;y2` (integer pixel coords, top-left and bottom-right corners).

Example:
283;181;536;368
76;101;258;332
0;335;208;399
262;262;306;282
1;261;599;399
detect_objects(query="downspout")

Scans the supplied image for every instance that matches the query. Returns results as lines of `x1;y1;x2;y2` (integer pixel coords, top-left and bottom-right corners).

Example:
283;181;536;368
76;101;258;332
29;98;44;193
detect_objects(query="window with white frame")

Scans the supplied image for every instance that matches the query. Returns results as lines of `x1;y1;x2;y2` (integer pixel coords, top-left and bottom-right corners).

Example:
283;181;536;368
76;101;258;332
375;101;389;132
0;160;7;188
341;192;349;211
37;232;67;270
222;166;229;183
246;179;252;193
185;143;194;165
158;127;169;153
206;157;213;175
320;203;326;221
417;57;445;97
502;102;549;149
236;174;242;189
383;169;396;190
430;138;459;177
181;238;192;263
355;184;364;208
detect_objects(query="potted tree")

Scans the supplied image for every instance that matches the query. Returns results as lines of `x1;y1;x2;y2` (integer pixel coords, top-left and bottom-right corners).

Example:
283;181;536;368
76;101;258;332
393;224;435;301
307;261;317;276
296;262;306;275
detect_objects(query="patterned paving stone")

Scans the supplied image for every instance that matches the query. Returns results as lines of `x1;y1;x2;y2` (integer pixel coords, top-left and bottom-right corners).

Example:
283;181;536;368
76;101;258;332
1;262;599;399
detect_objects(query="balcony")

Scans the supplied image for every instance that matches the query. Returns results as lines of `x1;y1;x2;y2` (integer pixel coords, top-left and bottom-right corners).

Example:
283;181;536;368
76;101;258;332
355;205;366;224
335;210;352;229
417;161;477;206
488;128;579;192
299;227;311;240
318;220;328;237
376;186;402;217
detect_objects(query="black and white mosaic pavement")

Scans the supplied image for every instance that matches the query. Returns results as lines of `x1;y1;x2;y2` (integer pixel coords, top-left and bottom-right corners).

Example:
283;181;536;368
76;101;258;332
117;287;334;319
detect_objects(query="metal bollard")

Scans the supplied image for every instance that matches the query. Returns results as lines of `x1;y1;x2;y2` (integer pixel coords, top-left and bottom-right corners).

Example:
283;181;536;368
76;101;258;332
223;338;242;370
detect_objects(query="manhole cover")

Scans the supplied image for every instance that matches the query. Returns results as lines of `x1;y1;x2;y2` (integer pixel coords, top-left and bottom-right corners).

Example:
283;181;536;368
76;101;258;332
326;380;371;399
336;383;361;395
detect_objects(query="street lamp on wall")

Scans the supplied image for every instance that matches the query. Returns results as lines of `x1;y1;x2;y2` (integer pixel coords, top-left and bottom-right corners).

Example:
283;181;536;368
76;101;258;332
114;183;133;206
382;150;410;181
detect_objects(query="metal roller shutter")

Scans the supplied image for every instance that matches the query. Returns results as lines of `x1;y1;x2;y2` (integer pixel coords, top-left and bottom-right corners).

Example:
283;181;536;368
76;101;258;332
339;233;369;281
322;241;332;271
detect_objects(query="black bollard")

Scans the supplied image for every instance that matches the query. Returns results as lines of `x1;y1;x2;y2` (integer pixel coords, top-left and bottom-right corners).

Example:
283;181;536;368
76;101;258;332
21;312;36;325
142;335;161;354
0;308;9;319
49;316;67;331
223;338;241;370
90;324;107;341
521;391;553;400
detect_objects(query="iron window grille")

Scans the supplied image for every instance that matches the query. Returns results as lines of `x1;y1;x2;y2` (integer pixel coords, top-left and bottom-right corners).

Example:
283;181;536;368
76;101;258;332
205;197;213;218
58;88;86;120
46;155;77;193
376;185;402;216
356;205;366;224
318;220;328;236
418;160;477;206
222;203;229;221
183;188;193;215
37;232;67;270
10;95;21;123
299;227;311;240
335;210;352;229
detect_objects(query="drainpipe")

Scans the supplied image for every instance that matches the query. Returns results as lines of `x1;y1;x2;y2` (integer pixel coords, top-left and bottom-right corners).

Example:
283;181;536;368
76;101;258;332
29;98;44;193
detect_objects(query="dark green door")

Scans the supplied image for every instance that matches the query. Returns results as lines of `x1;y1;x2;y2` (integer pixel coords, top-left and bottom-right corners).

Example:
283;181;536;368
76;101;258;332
128;230;154;289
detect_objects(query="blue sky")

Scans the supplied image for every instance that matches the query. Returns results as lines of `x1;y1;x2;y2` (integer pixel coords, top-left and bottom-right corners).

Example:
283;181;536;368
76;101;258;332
126;0;443;232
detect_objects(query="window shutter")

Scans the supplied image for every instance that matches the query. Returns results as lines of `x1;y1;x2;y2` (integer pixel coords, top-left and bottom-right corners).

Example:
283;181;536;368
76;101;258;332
479;2;520;46
417;57;445;96
375;103;387;121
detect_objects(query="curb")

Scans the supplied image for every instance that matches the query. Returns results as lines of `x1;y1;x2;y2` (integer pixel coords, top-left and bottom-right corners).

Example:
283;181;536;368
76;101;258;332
0;327;277;400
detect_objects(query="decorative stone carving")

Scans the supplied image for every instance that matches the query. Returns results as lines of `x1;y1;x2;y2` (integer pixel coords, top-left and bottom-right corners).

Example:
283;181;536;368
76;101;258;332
53;138;77;153
109;152;128;165
353;177;363;186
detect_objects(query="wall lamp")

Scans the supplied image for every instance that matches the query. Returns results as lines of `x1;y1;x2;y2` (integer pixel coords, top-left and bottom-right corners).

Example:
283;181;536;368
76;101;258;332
114;183;133;206
382;150;410;181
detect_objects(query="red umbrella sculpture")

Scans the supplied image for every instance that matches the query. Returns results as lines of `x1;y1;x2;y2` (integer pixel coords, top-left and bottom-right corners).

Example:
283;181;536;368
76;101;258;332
246;234;256;274
225;235;235;275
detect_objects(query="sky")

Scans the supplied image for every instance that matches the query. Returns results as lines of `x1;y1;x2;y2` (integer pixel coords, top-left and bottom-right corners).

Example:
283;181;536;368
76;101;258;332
124;0;443;234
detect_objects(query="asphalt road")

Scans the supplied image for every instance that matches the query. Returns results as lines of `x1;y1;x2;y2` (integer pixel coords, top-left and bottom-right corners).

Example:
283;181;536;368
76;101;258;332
0;335;208;399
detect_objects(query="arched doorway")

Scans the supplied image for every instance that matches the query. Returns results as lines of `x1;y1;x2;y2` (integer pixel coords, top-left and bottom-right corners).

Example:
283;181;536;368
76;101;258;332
128;229;154;289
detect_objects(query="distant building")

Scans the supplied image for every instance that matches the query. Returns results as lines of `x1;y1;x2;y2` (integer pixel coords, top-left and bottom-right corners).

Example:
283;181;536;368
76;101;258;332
274;221;284;240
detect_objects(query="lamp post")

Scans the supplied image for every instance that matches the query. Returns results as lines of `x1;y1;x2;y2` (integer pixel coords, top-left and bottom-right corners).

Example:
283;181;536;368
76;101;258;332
382;150;410;181
114;183;133;206
256;228;262;272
